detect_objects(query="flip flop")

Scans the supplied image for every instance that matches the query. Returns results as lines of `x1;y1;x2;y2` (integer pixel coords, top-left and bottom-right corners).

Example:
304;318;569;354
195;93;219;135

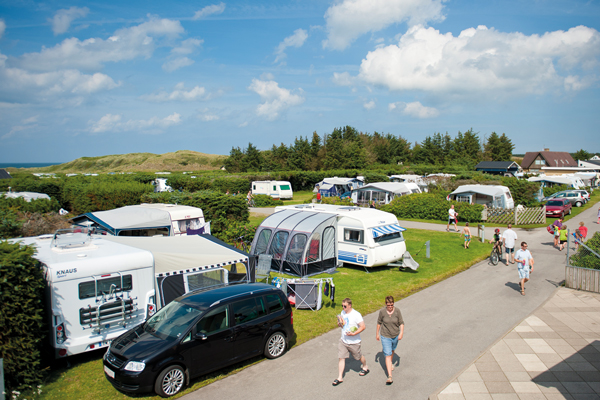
332;379;343;386
359;369;370;376
521;290;525;296
386;376;393;385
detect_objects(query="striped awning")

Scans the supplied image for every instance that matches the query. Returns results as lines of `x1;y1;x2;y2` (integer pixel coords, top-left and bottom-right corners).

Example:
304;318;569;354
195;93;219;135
372;224;406;238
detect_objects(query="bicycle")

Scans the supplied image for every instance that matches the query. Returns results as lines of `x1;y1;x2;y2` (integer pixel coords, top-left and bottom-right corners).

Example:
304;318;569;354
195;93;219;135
247;198;256;207
490;243;503;265
235;236;250;253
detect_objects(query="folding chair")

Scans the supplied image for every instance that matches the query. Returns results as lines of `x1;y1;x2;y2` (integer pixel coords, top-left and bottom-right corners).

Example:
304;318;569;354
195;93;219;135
256;254;272;284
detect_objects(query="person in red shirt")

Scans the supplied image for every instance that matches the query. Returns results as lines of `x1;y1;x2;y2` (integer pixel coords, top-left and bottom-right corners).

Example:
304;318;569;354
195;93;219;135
575;221;588;250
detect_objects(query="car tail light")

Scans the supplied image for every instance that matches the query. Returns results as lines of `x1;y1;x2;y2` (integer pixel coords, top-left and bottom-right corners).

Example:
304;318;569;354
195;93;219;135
56;323;66;344
146;303;156;319
58;348;67;357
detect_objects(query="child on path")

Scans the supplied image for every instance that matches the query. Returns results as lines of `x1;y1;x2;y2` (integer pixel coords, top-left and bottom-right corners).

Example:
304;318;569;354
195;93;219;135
462;222;472;249
559;225;568;251
575;221;588;250
597;206;600;224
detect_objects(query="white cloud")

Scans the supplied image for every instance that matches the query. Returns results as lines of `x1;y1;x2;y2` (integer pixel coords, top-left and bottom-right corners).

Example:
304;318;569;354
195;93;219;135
171;38;203;55
389;101;439;118
332;72;355;86
359;25;600;97
363;100;375;110
193;3;226;20
0;19;6;39
141;82;209;102
89;112;181;133
1;116;39;140
248;78;305;120
274;29;308;63
12;16;184;72
198;108;220;121
162;57;194;72
323;0;445;50
50;7;89;35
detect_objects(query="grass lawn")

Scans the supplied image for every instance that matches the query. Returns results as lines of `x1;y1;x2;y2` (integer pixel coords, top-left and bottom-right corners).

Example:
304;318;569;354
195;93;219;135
32;228;489;400
280;190;313;205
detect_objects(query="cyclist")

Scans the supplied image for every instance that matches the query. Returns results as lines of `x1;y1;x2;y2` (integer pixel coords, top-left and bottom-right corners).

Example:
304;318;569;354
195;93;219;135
247;190;254;206
489;228;503;261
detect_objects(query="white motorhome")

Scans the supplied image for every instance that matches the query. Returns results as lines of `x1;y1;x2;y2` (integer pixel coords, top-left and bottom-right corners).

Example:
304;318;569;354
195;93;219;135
448;185;515;209
251;180;293;199
274;204;406;268
71;203;210;236
14;230;250;358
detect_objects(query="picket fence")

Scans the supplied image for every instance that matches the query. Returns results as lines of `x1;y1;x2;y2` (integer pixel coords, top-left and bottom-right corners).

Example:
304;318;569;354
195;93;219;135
482;206;546;225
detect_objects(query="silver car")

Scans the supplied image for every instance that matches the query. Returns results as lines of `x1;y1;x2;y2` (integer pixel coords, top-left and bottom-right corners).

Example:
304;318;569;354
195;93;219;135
551;190;587;207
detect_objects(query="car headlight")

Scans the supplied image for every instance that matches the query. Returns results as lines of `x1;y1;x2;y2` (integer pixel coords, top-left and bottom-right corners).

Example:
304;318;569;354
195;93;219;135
124;361;146;372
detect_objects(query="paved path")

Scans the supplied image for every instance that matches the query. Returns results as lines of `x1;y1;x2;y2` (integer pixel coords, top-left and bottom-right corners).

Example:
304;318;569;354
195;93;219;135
182;205;600;400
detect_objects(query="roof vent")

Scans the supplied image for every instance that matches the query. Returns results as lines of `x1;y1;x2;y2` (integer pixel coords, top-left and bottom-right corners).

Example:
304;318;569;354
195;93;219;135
51;228;93;250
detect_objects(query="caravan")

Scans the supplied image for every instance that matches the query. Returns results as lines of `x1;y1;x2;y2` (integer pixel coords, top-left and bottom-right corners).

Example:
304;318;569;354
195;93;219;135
251;181;294;200
14;230;250;358
71;203;210;236
313;177;364;198
448;185;515;209
351;182;421;206
271;204;407;268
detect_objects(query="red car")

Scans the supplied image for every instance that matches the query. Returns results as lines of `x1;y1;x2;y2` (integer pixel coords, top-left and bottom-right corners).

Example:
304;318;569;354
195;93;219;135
545;198;572;218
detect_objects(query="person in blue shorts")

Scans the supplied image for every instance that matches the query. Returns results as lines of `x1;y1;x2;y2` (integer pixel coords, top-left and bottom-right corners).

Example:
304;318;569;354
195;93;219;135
376;296;404;385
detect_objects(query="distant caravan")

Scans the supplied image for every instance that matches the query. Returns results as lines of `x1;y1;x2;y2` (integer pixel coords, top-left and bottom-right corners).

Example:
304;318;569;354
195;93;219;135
251;180;293;200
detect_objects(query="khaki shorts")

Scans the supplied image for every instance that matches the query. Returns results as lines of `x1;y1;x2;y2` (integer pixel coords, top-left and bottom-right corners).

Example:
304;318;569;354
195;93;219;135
338;338;362;360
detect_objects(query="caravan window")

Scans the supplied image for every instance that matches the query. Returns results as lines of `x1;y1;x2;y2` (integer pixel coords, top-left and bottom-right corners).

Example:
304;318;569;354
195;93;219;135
79;275;133;299
456;195;471;203
323;227;335;260
254;229;272;254
279;184;291;190
307;233;321;263
286;234;307;264
185;269;225;292
177;218;202;234
344;229;363;244
273;185;276;191
374;232;403;243
268;231;288;260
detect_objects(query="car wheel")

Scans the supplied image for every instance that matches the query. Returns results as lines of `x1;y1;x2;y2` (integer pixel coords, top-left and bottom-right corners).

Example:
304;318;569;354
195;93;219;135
155;365;185;398
264;331;287;359
575;201;582;207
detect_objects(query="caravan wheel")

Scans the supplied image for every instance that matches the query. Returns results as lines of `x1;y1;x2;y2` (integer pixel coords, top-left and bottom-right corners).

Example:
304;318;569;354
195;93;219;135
155;365;185;397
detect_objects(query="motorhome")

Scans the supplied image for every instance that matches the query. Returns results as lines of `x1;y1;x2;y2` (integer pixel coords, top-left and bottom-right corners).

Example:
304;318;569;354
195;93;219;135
448;185;515;209
71;203;210;236
14;230;250;358
251;180;293;200
351;182;421;206
272;204;407;268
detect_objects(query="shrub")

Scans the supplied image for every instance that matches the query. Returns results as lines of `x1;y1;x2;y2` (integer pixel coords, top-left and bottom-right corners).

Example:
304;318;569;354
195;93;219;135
570;231;600;270
543;184;569;198
501;177;542;207
253;194;283;207
0;241;47;395
381;192;484;223
0;209;22;239
19;212;71;237
0;195;61;214
214;220;256;247
63;180;153;214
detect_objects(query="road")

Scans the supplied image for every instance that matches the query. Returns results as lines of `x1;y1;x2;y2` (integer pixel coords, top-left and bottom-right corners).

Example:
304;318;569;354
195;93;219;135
182;204;599;400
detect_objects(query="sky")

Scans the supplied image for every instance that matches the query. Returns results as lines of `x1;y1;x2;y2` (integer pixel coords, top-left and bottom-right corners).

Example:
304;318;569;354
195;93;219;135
0;0;599;163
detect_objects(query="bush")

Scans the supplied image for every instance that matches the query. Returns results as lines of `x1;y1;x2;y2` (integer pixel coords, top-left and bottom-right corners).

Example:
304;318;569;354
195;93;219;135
501;177;542;207
0;241;47;395
63;180;153;214
570;231;600;270
253;194;283;207
214;220;256;247
543;184;569;197
0;195;61;214
19;212;71;237
381;192;484;223
0;209;22;239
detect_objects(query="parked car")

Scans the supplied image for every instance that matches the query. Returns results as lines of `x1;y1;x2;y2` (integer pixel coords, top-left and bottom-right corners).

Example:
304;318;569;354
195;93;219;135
573;190;590;203
103;283;294;397
543;190;587;207
545;199;572;218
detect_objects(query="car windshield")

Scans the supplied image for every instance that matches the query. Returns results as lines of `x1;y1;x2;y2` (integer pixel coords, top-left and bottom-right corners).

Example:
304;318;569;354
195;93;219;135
547;200;563;206
144;300;202;340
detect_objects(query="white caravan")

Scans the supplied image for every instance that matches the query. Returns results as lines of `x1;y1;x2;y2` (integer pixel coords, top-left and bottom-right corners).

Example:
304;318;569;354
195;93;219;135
14;230;249;358
351;182;421;206
71;203;210;236
274;204;406;268
448;185;515;209
152;178;173;192
251;180;293;199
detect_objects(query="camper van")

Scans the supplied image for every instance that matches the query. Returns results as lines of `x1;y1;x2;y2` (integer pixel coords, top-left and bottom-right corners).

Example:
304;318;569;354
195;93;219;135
272;204;406;268
251;181;293;200
14;230;250;358
448;185;515;209
71;203;210;236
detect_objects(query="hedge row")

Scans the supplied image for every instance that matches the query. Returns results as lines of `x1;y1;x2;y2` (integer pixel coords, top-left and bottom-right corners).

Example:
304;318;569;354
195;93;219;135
381;192;485;223
0;241;47;395
0;195;61;214
570;231;600;270
62;181;154;214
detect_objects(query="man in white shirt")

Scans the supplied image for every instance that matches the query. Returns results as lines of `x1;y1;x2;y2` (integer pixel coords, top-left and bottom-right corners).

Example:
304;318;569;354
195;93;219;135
514;241;534;295
446;205;458;232
333;298;369;386
502;223;518;265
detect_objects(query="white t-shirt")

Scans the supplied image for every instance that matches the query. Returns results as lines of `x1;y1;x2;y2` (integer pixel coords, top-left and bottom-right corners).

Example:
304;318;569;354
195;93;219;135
340;308;363;344
515;249;532;269
448;208;457;219
502;229;518;248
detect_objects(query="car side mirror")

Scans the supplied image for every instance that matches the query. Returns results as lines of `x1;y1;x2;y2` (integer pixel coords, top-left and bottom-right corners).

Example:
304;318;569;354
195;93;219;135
195;332;207;341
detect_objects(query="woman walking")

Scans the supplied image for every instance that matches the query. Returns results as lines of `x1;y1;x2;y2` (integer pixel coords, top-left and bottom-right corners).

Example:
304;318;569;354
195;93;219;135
376;296;404;385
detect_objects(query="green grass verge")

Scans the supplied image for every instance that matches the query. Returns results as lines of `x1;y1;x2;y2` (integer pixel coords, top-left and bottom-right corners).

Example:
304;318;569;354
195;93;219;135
31;228;491;400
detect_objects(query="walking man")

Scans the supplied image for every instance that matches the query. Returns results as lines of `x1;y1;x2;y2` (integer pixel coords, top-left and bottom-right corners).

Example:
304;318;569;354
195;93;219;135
515;241;534;295
447;205;458;232
502;223;518;265
333;298;369;386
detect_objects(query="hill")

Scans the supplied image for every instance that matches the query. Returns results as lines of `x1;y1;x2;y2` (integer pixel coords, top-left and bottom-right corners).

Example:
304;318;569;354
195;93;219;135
9;151;227;173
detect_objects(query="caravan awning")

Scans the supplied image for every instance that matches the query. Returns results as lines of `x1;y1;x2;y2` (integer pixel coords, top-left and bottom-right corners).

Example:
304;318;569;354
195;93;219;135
372;224;406;238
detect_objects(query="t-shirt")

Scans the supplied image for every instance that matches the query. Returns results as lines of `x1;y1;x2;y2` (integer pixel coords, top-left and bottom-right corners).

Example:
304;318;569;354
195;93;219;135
340;308;363;344
579;226;588;238
448;208;457;219
502;229;518;248
552;220;563;229
493;233;501;242
515;249;532;270
377;307;404;339
560;229;568;241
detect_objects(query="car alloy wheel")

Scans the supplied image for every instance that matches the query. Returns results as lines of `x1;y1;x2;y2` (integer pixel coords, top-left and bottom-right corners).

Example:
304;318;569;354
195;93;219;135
155;365;185;398
575;202;582;207
265;332;286;359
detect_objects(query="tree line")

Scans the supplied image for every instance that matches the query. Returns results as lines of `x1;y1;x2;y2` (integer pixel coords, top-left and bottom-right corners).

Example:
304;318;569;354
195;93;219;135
224;126;515;172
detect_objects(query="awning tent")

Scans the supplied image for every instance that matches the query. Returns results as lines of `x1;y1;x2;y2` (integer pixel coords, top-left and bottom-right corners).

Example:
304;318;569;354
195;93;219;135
527;175;582;189
250;209;337;277
352;182;421;205
314;177;362;197
449;185;508;208
71;205;173;235
103;235;251;307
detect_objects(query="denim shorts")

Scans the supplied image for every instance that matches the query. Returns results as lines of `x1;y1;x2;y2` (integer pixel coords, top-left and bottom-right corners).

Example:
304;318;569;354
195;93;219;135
381;335;398;357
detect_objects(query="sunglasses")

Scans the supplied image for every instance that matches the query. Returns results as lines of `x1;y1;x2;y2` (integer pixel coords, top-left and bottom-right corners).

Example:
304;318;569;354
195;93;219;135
342;305;348;309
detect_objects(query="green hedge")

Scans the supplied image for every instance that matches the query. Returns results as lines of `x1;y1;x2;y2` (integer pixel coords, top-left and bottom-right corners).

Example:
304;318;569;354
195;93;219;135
0;209;22;239
570;231;600;270
0;195;61;214
63;180;154;214
543;184;570;197
0;241;47;395
381;192;484;223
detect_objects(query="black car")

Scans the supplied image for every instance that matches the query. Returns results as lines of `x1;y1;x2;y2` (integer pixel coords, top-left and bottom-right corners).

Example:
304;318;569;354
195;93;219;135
103;283;294;397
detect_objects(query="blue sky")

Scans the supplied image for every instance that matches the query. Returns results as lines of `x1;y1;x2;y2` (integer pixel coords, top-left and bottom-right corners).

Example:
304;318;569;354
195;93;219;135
0;0;599;163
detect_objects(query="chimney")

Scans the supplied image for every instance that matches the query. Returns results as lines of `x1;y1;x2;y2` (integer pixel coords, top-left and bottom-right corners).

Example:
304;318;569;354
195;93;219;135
544;148;550;151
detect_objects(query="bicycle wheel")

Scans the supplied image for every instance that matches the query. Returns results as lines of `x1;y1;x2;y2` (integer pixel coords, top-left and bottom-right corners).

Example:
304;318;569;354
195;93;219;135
490;249;499;265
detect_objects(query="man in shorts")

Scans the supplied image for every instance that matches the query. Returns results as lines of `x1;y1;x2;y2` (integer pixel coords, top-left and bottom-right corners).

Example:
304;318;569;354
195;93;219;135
515;241;534;295
333;298;369;386
447;205;458;232
502;223;518;265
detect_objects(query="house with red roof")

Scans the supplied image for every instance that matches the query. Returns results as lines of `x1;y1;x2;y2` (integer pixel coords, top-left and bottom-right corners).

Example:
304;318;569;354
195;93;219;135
521;149;578;174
